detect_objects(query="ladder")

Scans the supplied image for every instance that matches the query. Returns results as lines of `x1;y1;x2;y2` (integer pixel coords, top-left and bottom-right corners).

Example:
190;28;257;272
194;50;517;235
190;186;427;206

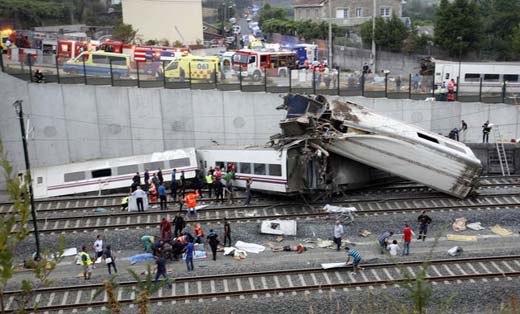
494;126;510;176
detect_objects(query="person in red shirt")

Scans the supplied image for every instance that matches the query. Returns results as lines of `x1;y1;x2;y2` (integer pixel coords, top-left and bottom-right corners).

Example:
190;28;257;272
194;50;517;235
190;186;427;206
402;224;413;256
160;217;172;241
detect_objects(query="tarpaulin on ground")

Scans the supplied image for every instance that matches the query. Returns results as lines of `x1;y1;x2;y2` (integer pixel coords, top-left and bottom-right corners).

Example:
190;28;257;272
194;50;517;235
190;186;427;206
128;253;154;264
234;241;265;253
490;225;513;237
467;222;485;231
446;234;477;241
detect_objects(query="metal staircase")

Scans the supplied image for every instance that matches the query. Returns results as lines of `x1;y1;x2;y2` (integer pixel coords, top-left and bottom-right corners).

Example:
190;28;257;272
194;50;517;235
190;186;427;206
494;126;510;176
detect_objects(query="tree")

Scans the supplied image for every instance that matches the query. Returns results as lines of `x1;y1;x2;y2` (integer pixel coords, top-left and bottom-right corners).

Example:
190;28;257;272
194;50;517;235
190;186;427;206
127;265;170;314
434;0;481;57
360;16;408;53
0;0;66;28
512;24;520;57
112;22;137;43
258;4;287;27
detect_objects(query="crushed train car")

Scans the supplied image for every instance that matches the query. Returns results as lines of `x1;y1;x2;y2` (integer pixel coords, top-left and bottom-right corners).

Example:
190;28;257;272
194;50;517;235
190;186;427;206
272;94;482;199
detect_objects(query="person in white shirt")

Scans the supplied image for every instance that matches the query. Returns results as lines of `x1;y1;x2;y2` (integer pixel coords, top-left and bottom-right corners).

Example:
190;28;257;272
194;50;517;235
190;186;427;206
94;234;104;259
333;220;345;251
387;239;399;256
132;186;147;212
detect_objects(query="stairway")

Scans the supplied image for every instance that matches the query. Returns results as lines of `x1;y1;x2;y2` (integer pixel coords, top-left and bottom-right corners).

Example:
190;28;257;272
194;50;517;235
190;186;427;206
494;126;510;176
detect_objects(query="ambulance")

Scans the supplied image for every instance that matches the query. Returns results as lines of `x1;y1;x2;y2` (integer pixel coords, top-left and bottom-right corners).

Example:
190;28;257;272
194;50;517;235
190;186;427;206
63;51;130;79
164;55;220;82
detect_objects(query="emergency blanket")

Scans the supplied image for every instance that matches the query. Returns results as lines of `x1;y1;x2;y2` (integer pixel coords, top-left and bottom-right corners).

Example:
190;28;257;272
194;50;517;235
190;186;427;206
490;225;513;237
452;217;467;231
234;241;265;253
128;253;154;265
223;247;248;260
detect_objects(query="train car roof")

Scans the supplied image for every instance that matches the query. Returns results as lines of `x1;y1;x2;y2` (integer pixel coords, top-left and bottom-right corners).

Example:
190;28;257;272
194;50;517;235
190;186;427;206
197;145;279;151
433;58;520;66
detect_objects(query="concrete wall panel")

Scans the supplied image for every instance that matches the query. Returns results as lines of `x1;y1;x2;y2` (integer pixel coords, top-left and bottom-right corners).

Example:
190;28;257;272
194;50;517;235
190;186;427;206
160;89;195;149
127;88;164;154
430;101;461;136
223;92;256;144
191;89;225;147
94;86;133;158
460;103;490;143
252;92;286;144
62;84;101;161
402;100;432;131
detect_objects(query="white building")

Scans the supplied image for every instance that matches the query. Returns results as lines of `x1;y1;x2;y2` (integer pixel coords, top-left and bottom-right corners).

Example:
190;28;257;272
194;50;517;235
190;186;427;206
122;0;203;45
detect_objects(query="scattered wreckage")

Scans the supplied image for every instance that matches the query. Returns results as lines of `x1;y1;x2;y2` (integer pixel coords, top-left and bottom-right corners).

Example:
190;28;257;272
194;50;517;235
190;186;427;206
270;94;482;199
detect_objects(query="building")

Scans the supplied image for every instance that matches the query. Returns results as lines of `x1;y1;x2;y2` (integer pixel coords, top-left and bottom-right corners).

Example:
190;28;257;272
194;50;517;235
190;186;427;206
293;0;403;27
122;0;203;45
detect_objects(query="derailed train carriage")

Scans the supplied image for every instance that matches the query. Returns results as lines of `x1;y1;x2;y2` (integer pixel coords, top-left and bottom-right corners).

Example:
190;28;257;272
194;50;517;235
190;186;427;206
273;94;482;198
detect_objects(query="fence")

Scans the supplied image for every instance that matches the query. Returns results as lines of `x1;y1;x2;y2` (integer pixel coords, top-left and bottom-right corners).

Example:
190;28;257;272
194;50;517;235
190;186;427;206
2;53;519;105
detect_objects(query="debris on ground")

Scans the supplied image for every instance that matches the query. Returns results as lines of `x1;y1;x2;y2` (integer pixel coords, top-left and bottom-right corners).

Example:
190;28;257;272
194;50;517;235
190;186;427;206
316;239;335;248
452;217;467;231
94;207;108;212
490;224;513;237
276;236;284;242
260;220;297;236
466;222;485;231
321;262;347;269
62;248;78;257
358;230;371;237
447;234;477;241
223;247;248;260
448;246;463;256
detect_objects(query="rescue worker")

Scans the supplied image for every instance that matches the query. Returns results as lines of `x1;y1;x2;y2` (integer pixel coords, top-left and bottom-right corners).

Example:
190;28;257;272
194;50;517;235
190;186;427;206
173;213;186;237
34;69;45;83
345;247;363;275
206;229;219;261
132;172;141;186
157;168;164;185
160;217;172;241
144;169;150;191
121;195;129;211
79;245;93;280
205;171;214;198
179;171;186;197
417;210;432;241
224;169;235;204
194;224;204;244
438;82;447;101
141;235;155;253
482;121;492;143
377;231;394;254
183;190;199;215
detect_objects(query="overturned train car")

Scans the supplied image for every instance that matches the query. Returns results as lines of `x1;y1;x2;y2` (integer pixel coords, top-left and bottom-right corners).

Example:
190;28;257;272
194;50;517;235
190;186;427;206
274;94;482;199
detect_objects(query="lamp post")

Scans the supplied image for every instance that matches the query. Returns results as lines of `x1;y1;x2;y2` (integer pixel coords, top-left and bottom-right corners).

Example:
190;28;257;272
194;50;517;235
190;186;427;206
327;0;333;66
371;0;377;70
13;100;41;260
456;36;462;83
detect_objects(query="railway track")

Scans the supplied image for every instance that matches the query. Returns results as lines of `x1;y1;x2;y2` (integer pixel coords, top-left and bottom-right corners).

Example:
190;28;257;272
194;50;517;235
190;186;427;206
11;193;520;234
3;254;520;313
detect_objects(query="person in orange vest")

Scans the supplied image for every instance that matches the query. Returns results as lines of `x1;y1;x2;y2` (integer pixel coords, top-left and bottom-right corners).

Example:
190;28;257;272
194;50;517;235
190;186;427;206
149;182;158;203
193;224;204;244
183;190;199;215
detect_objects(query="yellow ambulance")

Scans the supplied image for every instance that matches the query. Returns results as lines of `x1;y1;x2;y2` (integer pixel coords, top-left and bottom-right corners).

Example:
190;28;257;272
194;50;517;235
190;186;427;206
164;55;220;82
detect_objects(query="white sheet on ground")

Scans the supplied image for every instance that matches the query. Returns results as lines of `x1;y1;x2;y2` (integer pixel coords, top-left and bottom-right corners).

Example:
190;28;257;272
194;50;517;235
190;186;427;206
321;262;347;269
235;241;265;253
260;220;297;236
467;222;485;231
323;204;357;213
62;248;78;257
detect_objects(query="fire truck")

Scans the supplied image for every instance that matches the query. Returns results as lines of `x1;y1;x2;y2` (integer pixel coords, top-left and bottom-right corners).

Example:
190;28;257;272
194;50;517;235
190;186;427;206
232;49;296;81
57;40;96;62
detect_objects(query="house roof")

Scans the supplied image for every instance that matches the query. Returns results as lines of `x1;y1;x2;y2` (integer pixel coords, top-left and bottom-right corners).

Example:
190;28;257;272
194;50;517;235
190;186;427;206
293;0;324;7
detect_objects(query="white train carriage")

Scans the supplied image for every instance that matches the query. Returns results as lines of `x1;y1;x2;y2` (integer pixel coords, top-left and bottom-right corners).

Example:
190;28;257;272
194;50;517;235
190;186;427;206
31;148;198;199
196;145;375;194
434;59;520;94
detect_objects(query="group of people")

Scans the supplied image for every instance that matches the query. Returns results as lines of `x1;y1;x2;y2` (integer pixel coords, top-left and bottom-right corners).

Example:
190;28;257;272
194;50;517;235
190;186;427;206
78;234;117;280
437;79;458;101
333;210;433;274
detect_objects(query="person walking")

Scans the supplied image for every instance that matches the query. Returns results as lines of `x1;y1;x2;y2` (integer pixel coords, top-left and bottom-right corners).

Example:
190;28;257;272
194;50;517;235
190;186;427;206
417;210;432;241
206;229;219;261
223;218;232;247
345;247;362;275
377;231;394;254
103;245;118;275
244;177;253;206
183;191;199;215
184;240;195;271
180;171;186;197
461;120;468;142
93;234;104;261
333;220;345;251
154;254;172;288
173;214;185;238
224;170;234;204
132;186;146;212
160;217;172;241
170;169;177;201
79;245;93;280
402;224;412;256
482;121;492;143
158;183;167;210
205;171;214;199
157;168;164;185
132;172;141;186
215;179;224;203
144;169;150;191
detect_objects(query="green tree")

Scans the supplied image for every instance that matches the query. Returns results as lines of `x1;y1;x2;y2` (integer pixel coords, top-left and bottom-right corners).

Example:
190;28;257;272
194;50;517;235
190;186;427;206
127;265;170;314
112;22;137;43
0;0;66;28
360;16;408;53
512;24;520;57
434;0;481;57
258;4;287;27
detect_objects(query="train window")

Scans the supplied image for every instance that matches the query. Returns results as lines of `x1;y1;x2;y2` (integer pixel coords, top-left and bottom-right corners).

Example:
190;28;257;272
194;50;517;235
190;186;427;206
226;162;237;171
417;133;439;144
91;168;111;178
37;177;43;184
483;74;500;82
268;164;282;177
445;142;466;154
145;161;165;170
239;162;251;174
169;158;190;168
253;163;266;175
215;161;225;169
504;74;519;82
445;73;450;79
64;171;86;182
117;164;138;175
464;73;480;82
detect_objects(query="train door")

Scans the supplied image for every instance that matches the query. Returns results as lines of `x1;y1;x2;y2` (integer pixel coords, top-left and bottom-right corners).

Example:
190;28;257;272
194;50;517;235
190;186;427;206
305;157;320;190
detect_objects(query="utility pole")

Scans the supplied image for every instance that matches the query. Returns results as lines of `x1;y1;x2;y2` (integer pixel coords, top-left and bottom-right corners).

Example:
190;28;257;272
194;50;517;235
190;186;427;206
13;100;41;260
371;0;377;71
328;0;333;65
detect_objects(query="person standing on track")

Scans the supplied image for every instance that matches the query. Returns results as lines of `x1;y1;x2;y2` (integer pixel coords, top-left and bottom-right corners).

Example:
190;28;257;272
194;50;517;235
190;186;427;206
402;224;413;256
417;210;432;241
244;177;253;206
103;244;118;275
173;213;185;237
223;218;232;247
345;247;363;275
184;239;195;271
206;229;219;261
170;169;177;201
333;220;345;251
153;254;172;288
205;171;214;199
158;183;167;210
93;234;104;261
132;186;146;212
79;245;93;280
160;217;172;241
215;179;224;203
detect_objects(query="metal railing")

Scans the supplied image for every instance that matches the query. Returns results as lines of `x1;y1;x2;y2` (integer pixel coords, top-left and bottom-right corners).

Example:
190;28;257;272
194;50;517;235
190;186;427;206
2;53;520;105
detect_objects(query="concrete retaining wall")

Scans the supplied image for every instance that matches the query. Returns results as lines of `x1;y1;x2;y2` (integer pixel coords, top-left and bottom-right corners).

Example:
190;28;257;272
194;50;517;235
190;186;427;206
1;72;520;187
